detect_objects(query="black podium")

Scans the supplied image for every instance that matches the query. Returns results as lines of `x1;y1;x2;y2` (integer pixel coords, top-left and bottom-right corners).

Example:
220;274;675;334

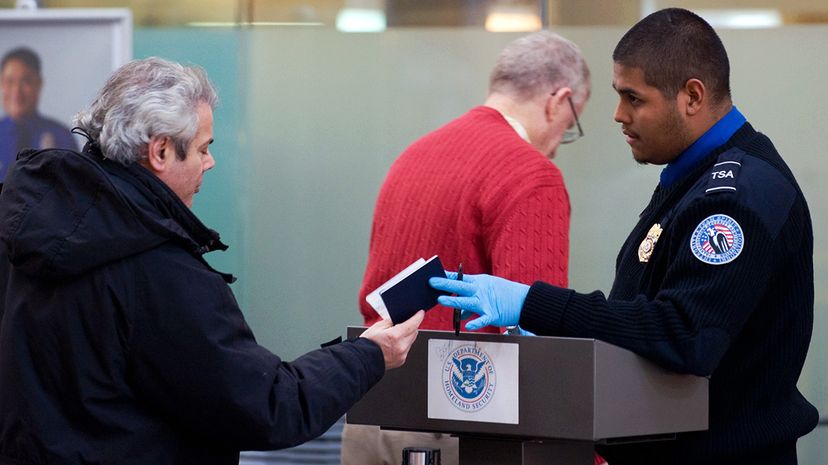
346;328;708;465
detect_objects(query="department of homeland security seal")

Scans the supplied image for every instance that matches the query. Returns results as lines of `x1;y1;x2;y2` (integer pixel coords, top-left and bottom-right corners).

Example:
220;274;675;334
442;345;496;412
690;214;744;265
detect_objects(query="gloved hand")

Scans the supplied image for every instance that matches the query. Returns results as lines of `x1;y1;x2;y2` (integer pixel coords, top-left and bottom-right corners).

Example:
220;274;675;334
513;326;536;336
429;272;529;330
503;326;535;336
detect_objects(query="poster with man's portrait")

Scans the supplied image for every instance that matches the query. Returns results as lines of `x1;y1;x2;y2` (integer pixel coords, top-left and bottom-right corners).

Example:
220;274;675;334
0;8;131;181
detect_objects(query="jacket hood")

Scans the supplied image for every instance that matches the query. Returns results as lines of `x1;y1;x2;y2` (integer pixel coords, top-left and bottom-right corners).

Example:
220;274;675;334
0;144;226;279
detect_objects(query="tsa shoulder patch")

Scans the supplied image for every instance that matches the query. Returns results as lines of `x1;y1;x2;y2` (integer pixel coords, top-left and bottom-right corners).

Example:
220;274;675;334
690;214;744;265
705;149;743;195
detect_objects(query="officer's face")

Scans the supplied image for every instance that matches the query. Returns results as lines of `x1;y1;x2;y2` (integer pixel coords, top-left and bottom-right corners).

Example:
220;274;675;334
611;63;693;165
0;59;42;120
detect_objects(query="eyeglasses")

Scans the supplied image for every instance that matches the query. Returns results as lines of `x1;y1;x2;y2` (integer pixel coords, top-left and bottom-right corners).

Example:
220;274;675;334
561;97;584;144
551;91;584;144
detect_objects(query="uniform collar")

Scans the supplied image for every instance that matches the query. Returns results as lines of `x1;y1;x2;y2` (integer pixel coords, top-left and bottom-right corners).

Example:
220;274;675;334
660;106;746;188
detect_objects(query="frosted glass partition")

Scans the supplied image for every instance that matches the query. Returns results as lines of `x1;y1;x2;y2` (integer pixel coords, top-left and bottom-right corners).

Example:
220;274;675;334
133;25;826;462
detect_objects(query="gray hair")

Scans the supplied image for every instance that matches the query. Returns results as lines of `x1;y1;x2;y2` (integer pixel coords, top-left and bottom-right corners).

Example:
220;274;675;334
74;57;218;164
489;31;590;106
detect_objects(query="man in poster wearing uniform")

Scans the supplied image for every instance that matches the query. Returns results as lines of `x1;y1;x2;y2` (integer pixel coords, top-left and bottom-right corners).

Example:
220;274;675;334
0;47;77;182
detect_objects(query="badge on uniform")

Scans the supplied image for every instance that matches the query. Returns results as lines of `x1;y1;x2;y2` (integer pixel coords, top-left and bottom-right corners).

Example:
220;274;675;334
638;223;663;263
690;214;744;265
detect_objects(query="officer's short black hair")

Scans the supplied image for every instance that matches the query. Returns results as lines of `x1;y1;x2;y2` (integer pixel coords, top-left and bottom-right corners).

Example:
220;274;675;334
613;8;731;105
1;47;41;76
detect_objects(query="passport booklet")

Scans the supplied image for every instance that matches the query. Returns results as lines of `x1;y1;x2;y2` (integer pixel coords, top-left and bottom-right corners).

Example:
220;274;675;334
366;255;449;324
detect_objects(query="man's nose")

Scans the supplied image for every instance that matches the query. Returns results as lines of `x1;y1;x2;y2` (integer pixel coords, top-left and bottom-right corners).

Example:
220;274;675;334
613;101;628;123
203;152;216;171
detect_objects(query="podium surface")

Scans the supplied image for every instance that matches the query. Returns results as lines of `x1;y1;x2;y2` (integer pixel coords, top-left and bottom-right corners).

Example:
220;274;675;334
347;328;707;464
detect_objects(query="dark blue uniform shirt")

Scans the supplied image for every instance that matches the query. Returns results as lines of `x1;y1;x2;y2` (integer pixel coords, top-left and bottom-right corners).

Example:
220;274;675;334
0;113;77;181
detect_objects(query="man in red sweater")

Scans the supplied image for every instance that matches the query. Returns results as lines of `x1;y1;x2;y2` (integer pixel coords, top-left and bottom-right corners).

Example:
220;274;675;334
343;31;592;465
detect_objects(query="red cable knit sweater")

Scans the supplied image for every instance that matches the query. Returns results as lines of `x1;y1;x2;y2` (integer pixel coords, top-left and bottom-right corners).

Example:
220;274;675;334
359;106;570;332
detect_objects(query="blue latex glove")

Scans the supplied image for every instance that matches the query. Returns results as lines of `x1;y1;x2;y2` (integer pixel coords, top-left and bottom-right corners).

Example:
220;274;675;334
429;272;529;330
503;326;535;336
515;326;536;336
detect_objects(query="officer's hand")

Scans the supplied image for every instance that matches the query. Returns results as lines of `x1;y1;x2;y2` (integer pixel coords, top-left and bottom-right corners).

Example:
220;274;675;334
360;310;424;370
429;272;529;330
515;326;536;336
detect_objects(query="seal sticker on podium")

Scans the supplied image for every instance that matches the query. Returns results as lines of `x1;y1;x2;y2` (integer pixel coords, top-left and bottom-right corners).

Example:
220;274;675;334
427;339;519;424
443;344;497;412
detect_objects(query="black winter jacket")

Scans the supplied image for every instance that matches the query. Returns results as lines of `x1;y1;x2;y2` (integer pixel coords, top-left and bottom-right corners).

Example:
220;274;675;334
0;145;384;465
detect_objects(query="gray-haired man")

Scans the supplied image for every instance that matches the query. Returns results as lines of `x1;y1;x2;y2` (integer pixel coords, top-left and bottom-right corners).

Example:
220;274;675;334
0;57;423;465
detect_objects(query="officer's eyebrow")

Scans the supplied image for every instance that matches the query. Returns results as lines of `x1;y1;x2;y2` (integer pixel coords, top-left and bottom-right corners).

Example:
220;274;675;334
612;83;637;96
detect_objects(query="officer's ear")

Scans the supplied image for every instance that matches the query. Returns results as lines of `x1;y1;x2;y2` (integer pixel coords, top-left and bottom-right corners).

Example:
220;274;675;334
143;136;173;174
682;78;705;116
